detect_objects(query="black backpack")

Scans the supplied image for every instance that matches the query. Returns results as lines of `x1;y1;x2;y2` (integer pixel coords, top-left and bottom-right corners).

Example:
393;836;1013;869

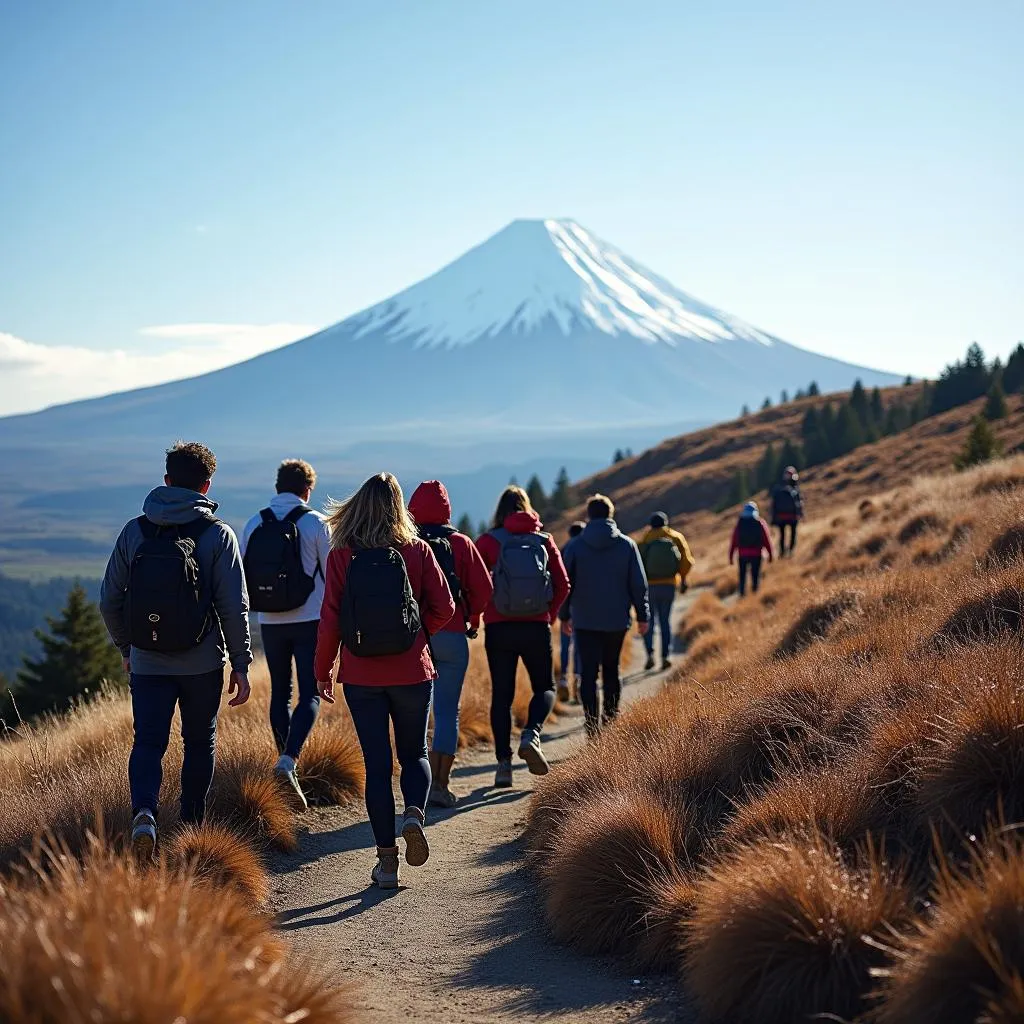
737;516;764;550
340;547;423;657
244;507;318;613
418;524;464;618
127;516;217;652
773;485;798;517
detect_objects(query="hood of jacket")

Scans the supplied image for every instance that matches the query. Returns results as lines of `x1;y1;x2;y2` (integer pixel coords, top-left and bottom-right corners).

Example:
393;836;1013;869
409;480;452;527
502;510;542;535
142;485;219;526
641;525;674;544
582;518;622;550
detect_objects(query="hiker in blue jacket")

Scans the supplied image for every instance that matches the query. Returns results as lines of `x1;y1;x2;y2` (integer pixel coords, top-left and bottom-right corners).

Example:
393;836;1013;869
560;494;650;736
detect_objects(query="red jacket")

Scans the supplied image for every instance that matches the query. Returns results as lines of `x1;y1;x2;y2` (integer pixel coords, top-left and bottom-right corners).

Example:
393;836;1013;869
314;538;456;686
408;480;493;634
475;511;570;625
729;517;775;561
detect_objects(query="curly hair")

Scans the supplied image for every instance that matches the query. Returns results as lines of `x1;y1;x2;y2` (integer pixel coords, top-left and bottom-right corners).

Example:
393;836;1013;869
165;441;217;491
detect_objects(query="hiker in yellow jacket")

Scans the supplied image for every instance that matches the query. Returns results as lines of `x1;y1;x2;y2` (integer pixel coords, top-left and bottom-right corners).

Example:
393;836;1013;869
638;512;694;671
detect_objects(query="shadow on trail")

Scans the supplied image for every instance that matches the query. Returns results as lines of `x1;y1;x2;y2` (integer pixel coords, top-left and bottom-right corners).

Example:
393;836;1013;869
448;837;680;1022
276;886;400;930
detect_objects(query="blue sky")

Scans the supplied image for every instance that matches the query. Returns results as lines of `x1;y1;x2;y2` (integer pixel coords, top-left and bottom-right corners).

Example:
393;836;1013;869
0;0;1021;413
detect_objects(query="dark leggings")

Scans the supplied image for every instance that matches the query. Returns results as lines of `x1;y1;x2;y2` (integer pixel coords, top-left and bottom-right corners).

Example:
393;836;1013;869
575;629;627;731
776;522;798;556
344;681;432;848
262;620;321;759
129;669;223;824
738;556;762;596
485;621;555;761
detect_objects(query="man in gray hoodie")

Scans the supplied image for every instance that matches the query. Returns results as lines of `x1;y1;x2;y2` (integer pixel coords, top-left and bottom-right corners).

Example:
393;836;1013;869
100;441;252;860
560;494;649;735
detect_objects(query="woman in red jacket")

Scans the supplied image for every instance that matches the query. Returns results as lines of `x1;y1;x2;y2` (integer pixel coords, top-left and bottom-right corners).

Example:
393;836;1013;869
408;480;493;808
315;473;455;889
475;486;570;788
728;500;774;596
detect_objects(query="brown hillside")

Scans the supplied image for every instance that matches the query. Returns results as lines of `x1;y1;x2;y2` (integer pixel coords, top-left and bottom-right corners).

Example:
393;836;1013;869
552;389;1024;551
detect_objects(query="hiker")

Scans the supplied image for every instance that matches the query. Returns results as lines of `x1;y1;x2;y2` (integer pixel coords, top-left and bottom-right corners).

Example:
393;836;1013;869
638;511;694;671
314;473;455;889
99;441;252;861
240;459;331;810
408;480;493;809
771;466;804;557
475;485;570;788
560;495;649;735
729;501;774;596
558;520;585;702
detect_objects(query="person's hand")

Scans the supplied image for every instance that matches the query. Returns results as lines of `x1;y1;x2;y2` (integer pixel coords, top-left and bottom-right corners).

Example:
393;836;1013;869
637;621;650;637
318;678;336;704
122;657;131;675
560;620;573;636
227;670;250;707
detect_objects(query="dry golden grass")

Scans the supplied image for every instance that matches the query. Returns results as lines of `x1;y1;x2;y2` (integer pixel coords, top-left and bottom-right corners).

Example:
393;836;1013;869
163;823;271;907
529;454;1024;1012
0;839;354;1024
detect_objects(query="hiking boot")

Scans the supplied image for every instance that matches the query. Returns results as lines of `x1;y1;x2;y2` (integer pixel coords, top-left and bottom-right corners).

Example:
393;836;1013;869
644;654;656;671
557;680;571;703
275;762;308;811
401;807;430;867
428;753;458;809
428;784;457;809
662;657;673;671
130;810;157;863
495;758;513;788
518;730;550;776
371;846;400;889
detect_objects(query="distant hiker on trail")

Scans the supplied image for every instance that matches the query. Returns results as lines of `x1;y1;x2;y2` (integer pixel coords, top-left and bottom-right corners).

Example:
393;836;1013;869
99;441;252;862
771;466;804;557
558;520;585;703
729;501;774;596
314;473;455;889
638;511;694;671
240;459;331;811
476;486;570;788
408;480;493;809
560;495;650;737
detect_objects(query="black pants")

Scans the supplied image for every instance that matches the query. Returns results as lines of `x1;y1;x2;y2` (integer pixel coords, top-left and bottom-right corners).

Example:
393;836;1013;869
129;669;223;824
262;619;321;759
576;629;627;731
776;522;798;556
344;680;432;848
738;556;762;596
485;621;555;761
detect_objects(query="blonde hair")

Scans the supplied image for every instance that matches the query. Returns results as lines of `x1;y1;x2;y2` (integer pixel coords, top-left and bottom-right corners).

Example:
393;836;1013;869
491;485;533;530
325;472;417;551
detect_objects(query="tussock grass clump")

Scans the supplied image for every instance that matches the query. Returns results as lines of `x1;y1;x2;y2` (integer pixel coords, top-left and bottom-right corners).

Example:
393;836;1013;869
685;836;913;1024
987;521;1024;569
859;498;877;519
164;824;270;907
679;615;715;648
544;791;692;969
713;574;738;599
774;589;861;658
296;713;365;805
852;531;889;557
0;840;354;1024
898;511;946;545
812;532;836;558
684;633;723;670
933;580;1024;646
876;835;1024;1024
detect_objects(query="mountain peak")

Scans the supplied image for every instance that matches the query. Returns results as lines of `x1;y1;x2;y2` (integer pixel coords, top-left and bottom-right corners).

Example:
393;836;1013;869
350;218;778;350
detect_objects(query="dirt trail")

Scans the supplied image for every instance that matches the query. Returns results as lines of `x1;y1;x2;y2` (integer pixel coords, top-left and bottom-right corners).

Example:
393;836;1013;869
270;602;700;1024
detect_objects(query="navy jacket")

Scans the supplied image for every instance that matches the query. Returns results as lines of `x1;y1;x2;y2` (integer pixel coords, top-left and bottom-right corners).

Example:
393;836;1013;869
560;518;650;632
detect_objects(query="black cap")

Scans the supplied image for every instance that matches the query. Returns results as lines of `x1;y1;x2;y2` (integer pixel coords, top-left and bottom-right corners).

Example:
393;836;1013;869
568;521;585;538
650;511;668;528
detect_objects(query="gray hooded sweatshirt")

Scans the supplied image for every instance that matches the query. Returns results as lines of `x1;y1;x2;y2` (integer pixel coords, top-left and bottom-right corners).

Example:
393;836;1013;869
560;518;650;632
99;486;253;676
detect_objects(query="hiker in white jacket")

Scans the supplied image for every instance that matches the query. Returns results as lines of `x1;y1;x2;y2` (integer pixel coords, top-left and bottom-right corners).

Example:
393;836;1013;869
240;459;331;809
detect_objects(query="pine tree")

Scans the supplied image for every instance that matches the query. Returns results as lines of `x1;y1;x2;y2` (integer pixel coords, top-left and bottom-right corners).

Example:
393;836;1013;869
870;386;884;425
779;438;804;473
954;415;1003;470
1004;343;1024;394
612;449;625;464
849;379;869;425
726;467;750;507
833;404;864;456
477;520;489;539
14;584;124;720
740;404;751;418
794;388;807;400
984;378;1009;420
525;474;547;511
456;513;474;536
550;467;572;511
756;443;780;491
903;375;913;387
780;389;789;405
807;381;820;397
761;397;772;410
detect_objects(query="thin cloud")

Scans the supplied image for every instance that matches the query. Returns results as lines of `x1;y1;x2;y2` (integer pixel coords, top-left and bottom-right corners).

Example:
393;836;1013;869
0;322;318;417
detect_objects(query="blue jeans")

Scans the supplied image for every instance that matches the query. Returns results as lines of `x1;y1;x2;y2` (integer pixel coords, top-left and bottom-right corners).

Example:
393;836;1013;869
344;681;433;848
261;619;321;759
644;584;676;660
559;629;582;678
430;631;470;756
128;669;224;824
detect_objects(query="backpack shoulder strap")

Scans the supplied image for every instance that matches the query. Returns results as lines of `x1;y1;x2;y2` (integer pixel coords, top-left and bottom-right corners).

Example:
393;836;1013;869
181;516;218;542
284;506;312;525
136;515;158;539
259;508;276;525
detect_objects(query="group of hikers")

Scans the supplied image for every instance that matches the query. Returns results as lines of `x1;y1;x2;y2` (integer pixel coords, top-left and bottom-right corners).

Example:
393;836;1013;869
99;442;802;887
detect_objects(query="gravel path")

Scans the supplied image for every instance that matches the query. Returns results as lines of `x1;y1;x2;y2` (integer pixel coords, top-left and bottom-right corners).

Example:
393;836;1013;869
270;607;699;1023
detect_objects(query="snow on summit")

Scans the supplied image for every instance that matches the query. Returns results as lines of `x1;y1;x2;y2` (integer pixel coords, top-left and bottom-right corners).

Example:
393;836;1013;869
351;218;778;349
